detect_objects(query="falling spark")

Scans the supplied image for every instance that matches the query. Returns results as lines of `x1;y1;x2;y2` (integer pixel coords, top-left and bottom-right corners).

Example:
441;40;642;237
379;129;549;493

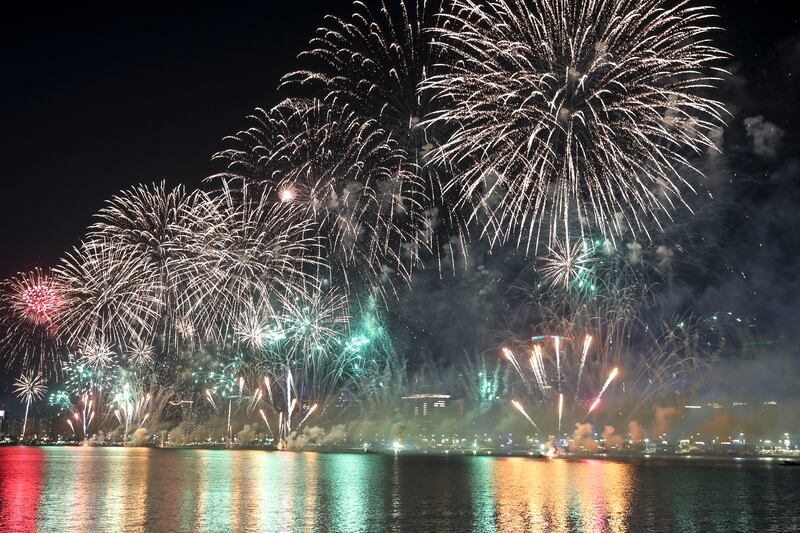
599;367;620;397
555;336;561;391
205;389;217;410
588;368;619;415
297;404;318;428
588;397;602;415
259;408;273;435
511;400;538;428
502;347;528;385
264;376;273;404
576;335;592;397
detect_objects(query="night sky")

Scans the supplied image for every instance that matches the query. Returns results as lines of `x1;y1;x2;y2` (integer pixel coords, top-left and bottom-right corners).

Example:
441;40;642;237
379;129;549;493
1;2;800;403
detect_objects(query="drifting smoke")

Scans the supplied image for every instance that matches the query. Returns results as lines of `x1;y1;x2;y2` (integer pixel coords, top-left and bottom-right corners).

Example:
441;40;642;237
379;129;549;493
654;407;678;436
237;424;259;445
602;425;624;449
168;424;188;446
570;423;598;452
130;427;149;447
628;421;645;444
743;115;784;158
286;424;347;450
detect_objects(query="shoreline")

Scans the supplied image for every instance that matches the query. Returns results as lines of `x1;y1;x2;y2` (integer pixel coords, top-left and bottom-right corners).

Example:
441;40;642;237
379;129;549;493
2;443;798;464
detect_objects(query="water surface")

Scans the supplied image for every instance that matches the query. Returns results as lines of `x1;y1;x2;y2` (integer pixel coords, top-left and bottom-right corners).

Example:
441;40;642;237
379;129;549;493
1;447;798;532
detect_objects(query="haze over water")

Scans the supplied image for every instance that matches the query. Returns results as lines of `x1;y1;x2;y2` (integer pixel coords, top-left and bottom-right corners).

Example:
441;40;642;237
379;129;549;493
1;447;798;532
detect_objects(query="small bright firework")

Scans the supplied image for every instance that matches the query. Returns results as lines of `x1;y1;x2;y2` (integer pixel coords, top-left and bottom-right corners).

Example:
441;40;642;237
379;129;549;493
13;372;47;439
127;339;154;367
538;239;596;289
78;337;117;370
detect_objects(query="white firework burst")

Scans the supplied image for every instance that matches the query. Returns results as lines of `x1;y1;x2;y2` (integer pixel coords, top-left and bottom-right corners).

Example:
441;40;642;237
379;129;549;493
422;0;728;251
213;99;426;288
13;372;47;403
233;299;279;352
54;239;163;347
78;337;116;370
127;340;154;367
538;239;596;289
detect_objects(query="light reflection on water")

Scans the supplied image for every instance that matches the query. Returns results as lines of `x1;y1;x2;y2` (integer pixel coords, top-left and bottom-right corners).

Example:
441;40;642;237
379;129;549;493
1;447;798;532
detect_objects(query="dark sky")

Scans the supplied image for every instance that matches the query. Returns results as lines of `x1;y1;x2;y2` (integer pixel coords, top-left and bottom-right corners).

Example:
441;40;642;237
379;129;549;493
1;2;800;406
0;3;356;276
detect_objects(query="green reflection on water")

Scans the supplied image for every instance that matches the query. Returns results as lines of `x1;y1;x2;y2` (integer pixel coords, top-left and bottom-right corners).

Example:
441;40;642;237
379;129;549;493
324;453;382;532
468;457;497;533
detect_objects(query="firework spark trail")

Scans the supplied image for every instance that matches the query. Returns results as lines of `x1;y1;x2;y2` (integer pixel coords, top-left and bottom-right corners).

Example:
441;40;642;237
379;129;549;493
554;337;561;393
226;399;233;448
502;347;529;386
588;397;602;415
264;376;273;405
529;345;548;393
422;0;728;250
80;394;89;436
248;388;263;412
205;389;217;410
538;239;596;289
55;239;164;349
287;398;298;434
277;0;463;274
297;404;318;429
558;393;564;435
587;367;619;415
286;373;294;433
531;335;570;343
258;408;273;435
576;335;592;398
599;367;620;397
213;99;426;290
511;400;538;428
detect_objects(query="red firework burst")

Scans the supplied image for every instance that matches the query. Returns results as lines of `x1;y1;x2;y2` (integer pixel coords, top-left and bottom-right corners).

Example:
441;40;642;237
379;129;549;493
9;269;63;325
19;284;61;322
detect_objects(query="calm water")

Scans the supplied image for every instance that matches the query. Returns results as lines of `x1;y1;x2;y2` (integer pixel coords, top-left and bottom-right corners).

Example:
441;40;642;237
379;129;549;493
1;447;799;532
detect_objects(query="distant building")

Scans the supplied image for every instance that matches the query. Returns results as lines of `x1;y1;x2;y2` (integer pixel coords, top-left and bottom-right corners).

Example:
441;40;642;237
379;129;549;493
401;393;464;435
3;417;55;439
401;393;464;418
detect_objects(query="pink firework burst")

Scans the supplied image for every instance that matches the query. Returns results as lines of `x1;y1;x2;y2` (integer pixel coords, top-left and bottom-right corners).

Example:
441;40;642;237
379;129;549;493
4;269;64;326
18;280;62;324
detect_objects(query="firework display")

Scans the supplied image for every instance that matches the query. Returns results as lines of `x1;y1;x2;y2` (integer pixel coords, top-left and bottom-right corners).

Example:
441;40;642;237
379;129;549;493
0;0;730;448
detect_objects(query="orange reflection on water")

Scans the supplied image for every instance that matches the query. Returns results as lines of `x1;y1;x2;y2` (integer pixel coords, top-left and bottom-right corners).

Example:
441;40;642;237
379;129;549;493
492;457;634;533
